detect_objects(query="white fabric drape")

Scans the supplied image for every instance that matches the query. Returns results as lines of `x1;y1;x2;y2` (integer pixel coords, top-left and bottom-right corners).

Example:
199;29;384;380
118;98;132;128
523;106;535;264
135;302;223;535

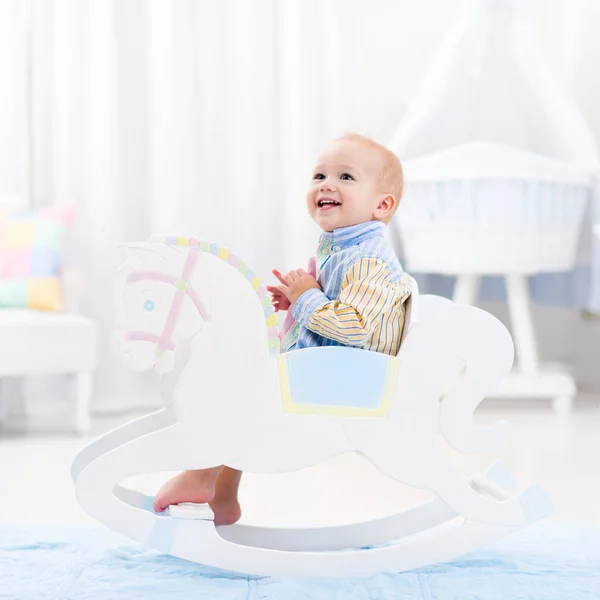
1;0;348;411
390;0;599;167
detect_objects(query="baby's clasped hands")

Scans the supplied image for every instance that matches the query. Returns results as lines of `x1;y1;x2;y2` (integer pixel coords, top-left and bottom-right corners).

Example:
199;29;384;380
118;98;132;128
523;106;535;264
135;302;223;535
267;268;321;310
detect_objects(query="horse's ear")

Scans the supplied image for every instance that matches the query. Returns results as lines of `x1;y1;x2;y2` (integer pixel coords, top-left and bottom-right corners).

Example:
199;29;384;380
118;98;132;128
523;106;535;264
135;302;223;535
126;242;192;276
120;242;170;265
114;242;178;305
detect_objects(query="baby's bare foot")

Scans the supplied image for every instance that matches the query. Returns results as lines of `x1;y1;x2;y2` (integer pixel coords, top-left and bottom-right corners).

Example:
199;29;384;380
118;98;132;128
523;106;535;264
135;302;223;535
153;469;221;513
209;497;242;526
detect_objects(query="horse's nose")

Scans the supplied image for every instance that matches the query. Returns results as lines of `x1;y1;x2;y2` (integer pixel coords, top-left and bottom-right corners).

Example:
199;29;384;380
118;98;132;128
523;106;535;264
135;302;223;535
153;350;175;375
110;332;131;365
110;331;123;354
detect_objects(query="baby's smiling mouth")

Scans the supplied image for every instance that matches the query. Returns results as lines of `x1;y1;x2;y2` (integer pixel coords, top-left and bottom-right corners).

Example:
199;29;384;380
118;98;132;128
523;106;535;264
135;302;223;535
317;198;341;209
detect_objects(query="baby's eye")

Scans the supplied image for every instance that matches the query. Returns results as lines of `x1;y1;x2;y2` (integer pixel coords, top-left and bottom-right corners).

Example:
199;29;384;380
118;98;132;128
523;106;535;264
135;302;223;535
144;300;156;312
313;173;325;180
340;173;354;181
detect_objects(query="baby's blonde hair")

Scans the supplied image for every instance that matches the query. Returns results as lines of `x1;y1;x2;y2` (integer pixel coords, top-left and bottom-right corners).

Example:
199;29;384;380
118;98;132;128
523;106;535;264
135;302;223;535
336;132;403;223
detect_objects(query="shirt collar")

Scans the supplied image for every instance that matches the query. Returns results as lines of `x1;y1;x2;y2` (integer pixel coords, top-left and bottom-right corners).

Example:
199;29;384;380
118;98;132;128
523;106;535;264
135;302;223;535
317;221;386;255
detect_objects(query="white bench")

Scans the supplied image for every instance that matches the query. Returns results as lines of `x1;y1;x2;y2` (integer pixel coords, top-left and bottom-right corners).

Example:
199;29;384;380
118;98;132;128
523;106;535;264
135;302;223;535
0;269;96;433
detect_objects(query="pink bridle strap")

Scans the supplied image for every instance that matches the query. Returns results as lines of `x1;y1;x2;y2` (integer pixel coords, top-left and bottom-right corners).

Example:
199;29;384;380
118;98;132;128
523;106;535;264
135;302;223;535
125;247;208;355
126;272;209;321
124;331;175;351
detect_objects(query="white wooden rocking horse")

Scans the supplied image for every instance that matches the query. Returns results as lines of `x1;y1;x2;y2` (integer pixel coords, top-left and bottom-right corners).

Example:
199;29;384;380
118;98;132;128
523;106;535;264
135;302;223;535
72;235;553;578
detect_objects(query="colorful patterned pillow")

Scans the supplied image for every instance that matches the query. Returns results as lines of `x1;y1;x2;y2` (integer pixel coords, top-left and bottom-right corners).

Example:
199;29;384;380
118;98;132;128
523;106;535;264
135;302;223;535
0;204;75;311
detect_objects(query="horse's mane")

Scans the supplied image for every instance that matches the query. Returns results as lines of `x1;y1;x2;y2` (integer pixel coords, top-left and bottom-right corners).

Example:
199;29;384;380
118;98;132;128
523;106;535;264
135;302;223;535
148;234;280;356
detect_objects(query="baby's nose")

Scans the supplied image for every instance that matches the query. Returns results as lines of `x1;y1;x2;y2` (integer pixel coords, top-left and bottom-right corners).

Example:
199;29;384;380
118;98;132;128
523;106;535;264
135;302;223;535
319;178;336;191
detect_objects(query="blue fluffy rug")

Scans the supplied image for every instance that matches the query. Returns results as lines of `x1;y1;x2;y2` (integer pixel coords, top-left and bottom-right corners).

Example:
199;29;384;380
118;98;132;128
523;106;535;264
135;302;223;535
1;523;599;599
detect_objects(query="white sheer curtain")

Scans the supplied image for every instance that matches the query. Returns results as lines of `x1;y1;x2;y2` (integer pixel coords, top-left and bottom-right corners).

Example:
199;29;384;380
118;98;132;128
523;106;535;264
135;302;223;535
1;0;349;412
0;1;30;208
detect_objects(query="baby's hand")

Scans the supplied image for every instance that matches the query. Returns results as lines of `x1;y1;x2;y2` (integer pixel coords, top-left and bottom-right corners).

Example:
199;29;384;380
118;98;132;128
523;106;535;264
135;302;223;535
267;283;291;312
273;268;321;305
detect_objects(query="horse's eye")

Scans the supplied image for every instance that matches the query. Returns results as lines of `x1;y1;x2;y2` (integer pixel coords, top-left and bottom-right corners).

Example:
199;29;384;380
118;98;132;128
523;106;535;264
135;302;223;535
143;300;156;312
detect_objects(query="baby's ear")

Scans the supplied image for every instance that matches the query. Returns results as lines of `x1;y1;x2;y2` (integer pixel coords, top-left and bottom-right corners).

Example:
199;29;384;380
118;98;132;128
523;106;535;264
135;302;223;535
374;193;396;220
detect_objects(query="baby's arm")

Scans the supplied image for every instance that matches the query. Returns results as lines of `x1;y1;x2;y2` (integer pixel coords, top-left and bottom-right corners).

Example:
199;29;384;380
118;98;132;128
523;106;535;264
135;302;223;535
291;257;397;347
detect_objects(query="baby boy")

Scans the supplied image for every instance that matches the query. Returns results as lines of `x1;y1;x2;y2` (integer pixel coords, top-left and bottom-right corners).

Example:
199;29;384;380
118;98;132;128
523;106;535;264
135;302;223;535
270;132;411;355
153;133;412;525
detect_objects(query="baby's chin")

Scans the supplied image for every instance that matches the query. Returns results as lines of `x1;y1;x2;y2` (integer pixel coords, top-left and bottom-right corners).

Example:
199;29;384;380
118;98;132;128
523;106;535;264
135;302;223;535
315;213;371;231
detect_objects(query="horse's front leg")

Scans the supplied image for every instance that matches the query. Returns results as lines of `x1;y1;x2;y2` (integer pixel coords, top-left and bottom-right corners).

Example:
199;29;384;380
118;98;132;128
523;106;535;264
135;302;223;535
75;419;238;541
71;407;176;483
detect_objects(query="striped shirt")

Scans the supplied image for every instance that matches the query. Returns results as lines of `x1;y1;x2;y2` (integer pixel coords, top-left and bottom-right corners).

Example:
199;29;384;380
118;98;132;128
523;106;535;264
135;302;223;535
281;221;412;356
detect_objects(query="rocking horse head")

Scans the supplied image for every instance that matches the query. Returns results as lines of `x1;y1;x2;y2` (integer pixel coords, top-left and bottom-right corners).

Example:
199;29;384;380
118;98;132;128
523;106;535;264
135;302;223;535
112;235;280;375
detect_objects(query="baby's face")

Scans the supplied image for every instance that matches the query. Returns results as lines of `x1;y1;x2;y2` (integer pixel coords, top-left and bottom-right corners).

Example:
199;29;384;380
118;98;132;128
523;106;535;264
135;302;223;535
307;139;385;232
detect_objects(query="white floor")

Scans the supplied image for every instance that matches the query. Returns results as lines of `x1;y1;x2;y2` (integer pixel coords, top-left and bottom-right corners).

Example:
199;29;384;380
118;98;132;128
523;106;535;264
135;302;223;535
1;401;600;528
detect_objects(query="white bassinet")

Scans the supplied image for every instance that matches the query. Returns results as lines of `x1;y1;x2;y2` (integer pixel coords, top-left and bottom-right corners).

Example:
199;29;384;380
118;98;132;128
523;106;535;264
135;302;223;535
392;142;594;413
398;142;592;275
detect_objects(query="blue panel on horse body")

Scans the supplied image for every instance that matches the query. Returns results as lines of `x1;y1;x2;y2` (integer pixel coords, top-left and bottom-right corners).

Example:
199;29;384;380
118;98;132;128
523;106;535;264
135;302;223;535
285;347;389;409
